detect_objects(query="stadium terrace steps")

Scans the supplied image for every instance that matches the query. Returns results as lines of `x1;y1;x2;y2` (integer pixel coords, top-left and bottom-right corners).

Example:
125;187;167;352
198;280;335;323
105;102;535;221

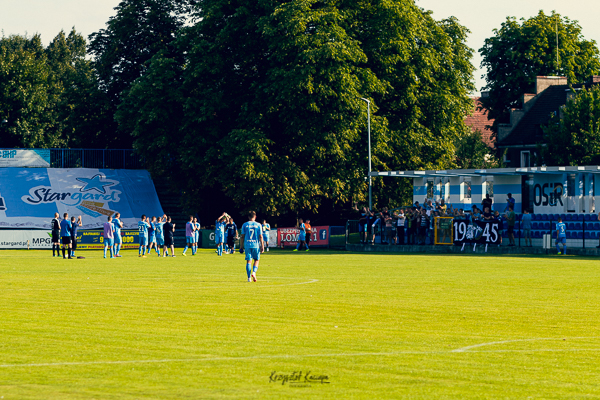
346;243;600;256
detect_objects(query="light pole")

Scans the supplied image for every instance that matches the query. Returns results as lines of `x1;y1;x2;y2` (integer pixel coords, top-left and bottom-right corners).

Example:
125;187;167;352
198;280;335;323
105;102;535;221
359;98;372;210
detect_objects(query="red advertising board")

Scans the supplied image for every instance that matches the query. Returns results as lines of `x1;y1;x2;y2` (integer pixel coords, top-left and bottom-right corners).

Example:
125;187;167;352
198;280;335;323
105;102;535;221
277;226;329;247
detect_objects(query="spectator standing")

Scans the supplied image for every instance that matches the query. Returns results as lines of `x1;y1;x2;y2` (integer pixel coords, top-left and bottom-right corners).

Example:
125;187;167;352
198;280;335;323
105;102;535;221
396;210;405;245
481;194;493;213
494;211;503;246
504;193;516;212
418;209;429;245
522;209;532;247
505;206;516;246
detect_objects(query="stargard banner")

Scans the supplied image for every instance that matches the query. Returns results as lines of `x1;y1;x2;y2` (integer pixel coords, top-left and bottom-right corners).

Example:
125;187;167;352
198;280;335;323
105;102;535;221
0;168;163;229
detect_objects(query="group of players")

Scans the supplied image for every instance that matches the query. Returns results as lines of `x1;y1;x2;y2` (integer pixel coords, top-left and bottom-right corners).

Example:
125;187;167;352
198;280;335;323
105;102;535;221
212;212;271;256
50;210;284;282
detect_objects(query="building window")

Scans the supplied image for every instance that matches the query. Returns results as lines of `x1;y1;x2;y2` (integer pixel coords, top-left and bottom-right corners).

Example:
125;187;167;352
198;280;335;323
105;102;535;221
485;180;494;198
462;179;471;199
521;151;531;168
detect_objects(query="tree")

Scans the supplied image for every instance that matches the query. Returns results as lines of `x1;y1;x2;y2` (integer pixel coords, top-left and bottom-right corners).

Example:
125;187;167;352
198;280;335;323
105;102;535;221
88;0;192;148
455;129;502;169
541;85;600;166
480;11;600;133
0;35;56;147
119;0;475;215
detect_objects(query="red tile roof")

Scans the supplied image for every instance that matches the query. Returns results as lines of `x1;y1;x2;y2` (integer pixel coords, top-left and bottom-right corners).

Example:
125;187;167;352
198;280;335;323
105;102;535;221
465;97;495;147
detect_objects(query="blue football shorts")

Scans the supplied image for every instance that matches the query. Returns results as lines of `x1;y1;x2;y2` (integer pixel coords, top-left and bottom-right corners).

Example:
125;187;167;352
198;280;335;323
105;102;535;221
245;248;260;261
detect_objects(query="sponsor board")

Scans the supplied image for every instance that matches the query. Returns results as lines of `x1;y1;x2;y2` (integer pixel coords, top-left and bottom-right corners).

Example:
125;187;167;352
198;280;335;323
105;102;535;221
0;168;163;229
0;229;140;249
0;149;50;167
277;226;329;247
76;230;139;250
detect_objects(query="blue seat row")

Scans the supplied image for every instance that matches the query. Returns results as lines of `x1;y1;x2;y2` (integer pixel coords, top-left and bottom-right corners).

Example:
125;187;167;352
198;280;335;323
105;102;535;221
531;213;599;221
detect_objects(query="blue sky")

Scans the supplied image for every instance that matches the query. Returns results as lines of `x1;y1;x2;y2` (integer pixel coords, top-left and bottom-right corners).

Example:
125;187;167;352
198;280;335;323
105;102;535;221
1;0;599;95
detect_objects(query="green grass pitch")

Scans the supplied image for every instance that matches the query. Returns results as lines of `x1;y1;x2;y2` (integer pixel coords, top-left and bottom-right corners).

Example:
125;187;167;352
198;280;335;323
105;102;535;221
1;248;600;399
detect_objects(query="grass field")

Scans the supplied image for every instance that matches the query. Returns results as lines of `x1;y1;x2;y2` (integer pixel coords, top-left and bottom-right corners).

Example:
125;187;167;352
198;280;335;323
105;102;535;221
1;248;600;399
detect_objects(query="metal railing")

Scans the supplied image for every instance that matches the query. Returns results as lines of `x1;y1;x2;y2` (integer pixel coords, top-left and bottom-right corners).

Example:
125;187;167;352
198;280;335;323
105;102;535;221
50;149;144;169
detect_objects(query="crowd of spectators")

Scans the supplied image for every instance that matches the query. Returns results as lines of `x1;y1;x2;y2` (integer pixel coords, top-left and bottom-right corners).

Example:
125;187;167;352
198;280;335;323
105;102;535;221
357;193;518;246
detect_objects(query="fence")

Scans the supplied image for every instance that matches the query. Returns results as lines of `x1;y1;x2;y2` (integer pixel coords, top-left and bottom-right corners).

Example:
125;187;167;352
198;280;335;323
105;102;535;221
50;149;144;169
347;213;600;249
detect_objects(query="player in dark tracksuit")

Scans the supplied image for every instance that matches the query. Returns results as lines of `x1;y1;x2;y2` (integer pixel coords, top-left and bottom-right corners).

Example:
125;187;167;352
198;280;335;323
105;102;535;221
51;212;60;257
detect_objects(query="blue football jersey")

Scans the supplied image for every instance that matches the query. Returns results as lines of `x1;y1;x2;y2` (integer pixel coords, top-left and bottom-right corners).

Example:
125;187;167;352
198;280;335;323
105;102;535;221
215;220;225;233
138;221;149;236
242;221;263;249
557;222;567;238
60;219;72;237
113;218;122;235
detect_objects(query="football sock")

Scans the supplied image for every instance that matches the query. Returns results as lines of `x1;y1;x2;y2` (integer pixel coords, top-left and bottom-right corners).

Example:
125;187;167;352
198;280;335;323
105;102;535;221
252;265;258;274
62;247;65;258
139;245;143;255
104;246;108;257
246;263;251;278
563;246;567;255
183;245;188;254
143;247;146;255
117;244;121;255
52;244;56;256
296;243;300;250
556;244;560;253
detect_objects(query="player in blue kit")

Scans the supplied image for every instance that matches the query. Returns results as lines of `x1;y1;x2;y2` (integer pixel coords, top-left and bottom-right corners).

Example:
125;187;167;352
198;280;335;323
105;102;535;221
112;212;123;257
154;215;166;256
193;217;201;255
262;219;270;252
294;218;308;251
138;215;151;257
225;217;238;254
70;215;82;258
240;211;264;282
60;212;73;259
183;215;196;256
148;216;159;255
215;212;229;256
556;217;567;255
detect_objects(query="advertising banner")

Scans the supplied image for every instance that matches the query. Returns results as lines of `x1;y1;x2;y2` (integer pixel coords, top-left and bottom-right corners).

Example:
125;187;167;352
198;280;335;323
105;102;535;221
200;229;278;249
277;226;329;247
0;229;140;249
453;219;501;246
0;168;163;229
0;149;50;167
77;229;139;250
0;230;53;249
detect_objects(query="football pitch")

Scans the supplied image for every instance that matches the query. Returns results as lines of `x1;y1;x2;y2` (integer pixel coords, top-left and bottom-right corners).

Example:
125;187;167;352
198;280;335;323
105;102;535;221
1;249;599;399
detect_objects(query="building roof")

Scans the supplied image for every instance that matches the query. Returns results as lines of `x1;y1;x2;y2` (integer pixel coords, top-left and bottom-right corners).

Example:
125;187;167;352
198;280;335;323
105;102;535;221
371;165;600;179
465;97;495;147
499;85;568;146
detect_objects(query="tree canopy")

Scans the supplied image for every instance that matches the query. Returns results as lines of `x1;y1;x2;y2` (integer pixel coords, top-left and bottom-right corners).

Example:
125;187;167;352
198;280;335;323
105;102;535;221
480;10;600;133
541;85;600;166
119;0;475;214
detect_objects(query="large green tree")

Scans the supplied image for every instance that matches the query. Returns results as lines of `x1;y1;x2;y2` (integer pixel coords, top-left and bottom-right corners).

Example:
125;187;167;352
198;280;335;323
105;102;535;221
480;11;600;133
119;0;475;214
88;0;192;148
0;35;57;147
541;85;600;166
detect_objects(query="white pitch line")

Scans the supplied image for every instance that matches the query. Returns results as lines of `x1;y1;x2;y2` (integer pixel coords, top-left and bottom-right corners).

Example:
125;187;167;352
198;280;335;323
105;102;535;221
451;337;599;353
